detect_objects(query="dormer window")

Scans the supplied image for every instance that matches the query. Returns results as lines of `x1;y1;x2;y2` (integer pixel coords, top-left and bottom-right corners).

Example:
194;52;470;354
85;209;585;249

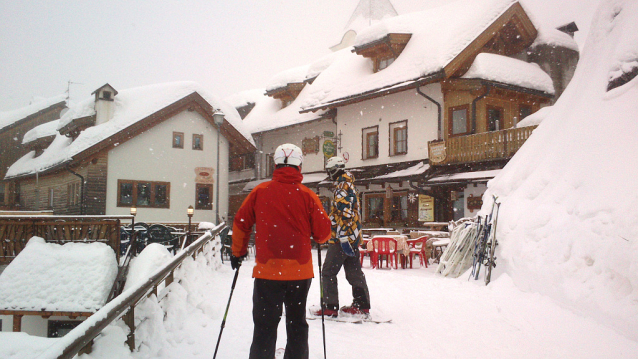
378;57;396;71
102;91;112;100
265;82;305;109
353;33;411;73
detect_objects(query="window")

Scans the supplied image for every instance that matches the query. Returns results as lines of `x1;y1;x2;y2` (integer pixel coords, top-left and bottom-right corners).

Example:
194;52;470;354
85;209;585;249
193;134;203;150
102;91;112;100
365;194;384;224
265;154;275;177
389;120;407;156
48;320;81;338
377;56;395;71
68;182;80;206
0;184;5;204
519;104;532;121
196;183;213;210
391;193;408;222
48;188;54;208
230;153;255;172
117;180;170;208
173;132;184;149
449;105;470;137
362;126;379;159
487;105;503;132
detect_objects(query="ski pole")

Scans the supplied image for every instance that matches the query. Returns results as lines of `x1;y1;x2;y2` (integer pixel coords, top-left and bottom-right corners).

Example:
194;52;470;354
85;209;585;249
213;266;240;359
316;243;327;359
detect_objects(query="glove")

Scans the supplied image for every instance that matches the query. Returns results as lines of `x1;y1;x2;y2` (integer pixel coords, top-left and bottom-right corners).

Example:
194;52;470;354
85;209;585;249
230;254;246;270
339;238;356;257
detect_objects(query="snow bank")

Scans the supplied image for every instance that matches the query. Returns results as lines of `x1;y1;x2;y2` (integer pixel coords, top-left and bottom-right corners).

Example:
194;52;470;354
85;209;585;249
0;237;117;312
485;0;638;340
123;243;172;292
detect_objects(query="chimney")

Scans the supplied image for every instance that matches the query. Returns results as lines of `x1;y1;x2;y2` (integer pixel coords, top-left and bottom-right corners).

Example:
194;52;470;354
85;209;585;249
92;83;118;125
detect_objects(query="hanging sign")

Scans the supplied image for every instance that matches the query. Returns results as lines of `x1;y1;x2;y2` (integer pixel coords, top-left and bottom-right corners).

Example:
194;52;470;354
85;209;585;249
418;195;435;222
323;131;334;138
323;140;336;158
429;141;447;164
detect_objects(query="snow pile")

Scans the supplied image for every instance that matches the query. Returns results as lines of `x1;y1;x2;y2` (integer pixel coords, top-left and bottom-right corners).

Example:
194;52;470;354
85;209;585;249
123;243;172;292
461;52;555;94
0;94;65;131
485;0;638;340
22;119;60;144
0;237;117;312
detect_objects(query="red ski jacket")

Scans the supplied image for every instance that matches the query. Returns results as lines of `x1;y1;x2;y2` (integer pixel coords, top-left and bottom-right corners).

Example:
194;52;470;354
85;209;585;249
232;166;331;280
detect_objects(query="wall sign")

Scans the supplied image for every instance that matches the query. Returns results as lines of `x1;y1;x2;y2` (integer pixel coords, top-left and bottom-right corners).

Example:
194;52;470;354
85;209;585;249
302;137;320;155
323;140;336;158
418;195;435;222
195;167;215;184
467;194;483;212
429;141;447;164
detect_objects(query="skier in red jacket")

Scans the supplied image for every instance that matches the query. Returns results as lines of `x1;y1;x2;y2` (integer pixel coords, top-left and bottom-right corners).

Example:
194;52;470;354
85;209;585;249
231;143;332;359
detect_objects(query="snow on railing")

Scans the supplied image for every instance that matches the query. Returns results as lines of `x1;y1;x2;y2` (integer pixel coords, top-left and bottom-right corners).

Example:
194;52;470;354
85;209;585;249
35;223;226;359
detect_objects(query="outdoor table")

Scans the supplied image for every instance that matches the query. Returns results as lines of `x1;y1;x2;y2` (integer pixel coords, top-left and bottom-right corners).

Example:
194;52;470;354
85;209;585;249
432;238;451;263
366;235;410;268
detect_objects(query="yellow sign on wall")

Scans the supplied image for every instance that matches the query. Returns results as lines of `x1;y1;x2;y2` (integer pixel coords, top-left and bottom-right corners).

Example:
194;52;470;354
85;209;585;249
418;195;435;222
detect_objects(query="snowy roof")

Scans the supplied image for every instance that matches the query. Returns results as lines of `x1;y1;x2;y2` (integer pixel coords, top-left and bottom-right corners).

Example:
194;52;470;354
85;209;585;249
22;119;60;145
224;88;266;109
241;53;343;134
0;94;66;132
372;161;430;180
301;0;523;111
428;169;501;183
532;27;579;51
6;81;255;179
0;237;117;312
461;53;555;94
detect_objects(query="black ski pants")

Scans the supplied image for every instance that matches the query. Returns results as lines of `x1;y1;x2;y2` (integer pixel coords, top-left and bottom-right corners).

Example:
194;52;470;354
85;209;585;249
321;242;371;310
249;278;312;359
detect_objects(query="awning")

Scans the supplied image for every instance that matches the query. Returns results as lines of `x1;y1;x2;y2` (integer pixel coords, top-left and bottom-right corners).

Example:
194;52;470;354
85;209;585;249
369;162;430;182
241;172;329;192
426;169;501;184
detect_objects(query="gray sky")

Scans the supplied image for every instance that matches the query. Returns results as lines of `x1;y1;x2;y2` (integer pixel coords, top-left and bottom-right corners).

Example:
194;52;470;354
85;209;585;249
0;0;599;111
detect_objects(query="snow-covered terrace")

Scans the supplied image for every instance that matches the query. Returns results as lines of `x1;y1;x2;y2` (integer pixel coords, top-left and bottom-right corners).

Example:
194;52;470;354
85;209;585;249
0;237;117;313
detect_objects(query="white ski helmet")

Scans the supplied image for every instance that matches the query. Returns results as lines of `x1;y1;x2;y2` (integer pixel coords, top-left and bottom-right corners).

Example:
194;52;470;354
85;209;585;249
326;156;346;179
273;143;303;167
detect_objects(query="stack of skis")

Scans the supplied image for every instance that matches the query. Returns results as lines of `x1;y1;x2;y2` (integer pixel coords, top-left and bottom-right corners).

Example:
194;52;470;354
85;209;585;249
436;196;501;285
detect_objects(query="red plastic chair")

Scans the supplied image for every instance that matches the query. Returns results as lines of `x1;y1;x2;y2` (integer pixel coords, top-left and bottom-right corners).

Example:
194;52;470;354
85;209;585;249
371;237;398;269
407;236;429;268
359;241;370;267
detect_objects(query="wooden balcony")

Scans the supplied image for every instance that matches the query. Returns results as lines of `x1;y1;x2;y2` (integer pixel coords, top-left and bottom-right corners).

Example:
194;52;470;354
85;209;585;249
428;126;537;165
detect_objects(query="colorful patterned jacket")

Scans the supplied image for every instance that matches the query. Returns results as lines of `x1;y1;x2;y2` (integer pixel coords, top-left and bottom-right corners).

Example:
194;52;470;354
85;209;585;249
328;170;362;246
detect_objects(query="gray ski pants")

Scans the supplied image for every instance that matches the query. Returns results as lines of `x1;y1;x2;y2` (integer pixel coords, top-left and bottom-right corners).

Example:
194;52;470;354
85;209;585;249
321;242;371;310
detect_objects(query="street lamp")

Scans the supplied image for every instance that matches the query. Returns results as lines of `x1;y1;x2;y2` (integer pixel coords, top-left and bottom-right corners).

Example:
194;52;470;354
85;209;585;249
212;109;225;225
187;205;194;247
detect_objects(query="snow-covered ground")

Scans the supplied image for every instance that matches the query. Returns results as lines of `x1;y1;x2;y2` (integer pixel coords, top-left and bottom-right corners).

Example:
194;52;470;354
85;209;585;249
4;251;636;359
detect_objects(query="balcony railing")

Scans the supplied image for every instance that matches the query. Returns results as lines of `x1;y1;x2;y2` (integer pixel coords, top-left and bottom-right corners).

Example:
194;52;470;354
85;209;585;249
428;125;537;165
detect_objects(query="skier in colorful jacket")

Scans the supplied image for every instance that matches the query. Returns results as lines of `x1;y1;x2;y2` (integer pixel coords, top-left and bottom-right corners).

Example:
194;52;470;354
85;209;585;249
231;143;331;359
312;156;371;318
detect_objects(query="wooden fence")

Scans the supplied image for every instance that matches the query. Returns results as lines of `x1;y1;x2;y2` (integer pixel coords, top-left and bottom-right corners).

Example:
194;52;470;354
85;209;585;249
0;215;133;264
429;125;537;165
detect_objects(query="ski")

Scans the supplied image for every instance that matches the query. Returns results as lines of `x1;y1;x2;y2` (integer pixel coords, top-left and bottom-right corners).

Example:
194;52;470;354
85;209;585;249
307;306;391;324
484;198;501;285
307;315;392;324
